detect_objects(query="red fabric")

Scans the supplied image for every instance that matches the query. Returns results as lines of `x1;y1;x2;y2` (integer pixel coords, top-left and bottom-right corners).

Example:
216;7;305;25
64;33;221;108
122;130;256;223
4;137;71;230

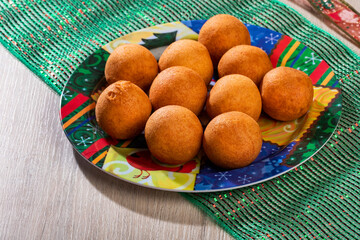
309;0;360;43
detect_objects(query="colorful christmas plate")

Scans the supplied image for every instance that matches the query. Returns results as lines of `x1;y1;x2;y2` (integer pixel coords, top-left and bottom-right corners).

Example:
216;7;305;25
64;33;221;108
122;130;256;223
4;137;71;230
60;20;341;192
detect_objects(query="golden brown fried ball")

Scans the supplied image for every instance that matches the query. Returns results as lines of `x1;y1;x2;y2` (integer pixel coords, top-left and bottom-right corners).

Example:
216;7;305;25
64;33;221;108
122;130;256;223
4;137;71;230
203;111;262;169
218;45;273;85
206;74;262;120
260;67;314;121
105;44;158;90
145;105;203;165
149;66;207;115
158;39;213;85
198;14;251;67
95;81;151;139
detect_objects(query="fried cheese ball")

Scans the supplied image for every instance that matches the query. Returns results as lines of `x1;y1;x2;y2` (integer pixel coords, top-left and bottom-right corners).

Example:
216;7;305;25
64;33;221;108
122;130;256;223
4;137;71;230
260;67;314;121
203;111;262;169
145;105;203;165
149;66;207;115
158;39;213;85
206;74;262;120
218;45;273;85
95;81;151;139
104;44;158;90
198;14;251;67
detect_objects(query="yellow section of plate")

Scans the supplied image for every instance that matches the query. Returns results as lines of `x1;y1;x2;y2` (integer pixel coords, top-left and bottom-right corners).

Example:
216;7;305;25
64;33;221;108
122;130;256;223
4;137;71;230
102;21;198;54
259;86;339;146
102;146;200;191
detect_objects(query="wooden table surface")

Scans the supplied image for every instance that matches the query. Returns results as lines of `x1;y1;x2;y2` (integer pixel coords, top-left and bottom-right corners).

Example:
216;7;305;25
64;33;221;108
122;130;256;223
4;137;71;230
1;1;359;239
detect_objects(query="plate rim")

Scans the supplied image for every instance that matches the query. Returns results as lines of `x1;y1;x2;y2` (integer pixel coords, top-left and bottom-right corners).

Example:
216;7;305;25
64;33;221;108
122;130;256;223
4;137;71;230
59;20;342;193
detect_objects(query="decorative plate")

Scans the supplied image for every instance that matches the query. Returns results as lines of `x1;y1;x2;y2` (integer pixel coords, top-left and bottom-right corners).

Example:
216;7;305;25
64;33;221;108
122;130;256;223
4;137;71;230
60;20;341;192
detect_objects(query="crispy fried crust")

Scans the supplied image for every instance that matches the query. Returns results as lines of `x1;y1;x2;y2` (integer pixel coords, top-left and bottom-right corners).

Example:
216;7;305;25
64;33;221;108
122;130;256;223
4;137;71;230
198;14;251;67
203;111;262;169
95;81;152;139
105;44;158;90
218;45;273;86
206;74;262;120
158;39;213;85
145;105;203;165
149;66;207;115
260;66;314;121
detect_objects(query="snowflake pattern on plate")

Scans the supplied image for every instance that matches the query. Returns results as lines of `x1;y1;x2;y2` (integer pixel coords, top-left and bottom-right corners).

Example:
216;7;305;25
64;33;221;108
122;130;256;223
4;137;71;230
297;66;309;73
245;23;283;54
194;142;295;191
62;89;73;101
305;52;322;65
181;21;283;55
75;136;93;147
237;174;252;184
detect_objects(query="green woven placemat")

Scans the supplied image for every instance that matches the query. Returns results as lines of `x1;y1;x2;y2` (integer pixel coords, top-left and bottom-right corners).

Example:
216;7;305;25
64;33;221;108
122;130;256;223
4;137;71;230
1;0;359;238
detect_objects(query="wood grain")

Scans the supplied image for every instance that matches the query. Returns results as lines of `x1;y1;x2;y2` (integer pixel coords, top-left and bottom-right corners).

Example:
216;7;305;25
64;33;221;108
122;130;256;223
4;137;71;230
0;1;359;239
0;37;229;240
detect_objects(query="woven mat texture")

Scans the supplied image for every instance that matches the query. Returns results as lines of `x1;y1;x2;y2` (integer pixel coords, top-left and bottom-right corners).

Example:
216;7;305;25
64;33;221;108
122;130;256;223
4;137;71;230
1;0;359;239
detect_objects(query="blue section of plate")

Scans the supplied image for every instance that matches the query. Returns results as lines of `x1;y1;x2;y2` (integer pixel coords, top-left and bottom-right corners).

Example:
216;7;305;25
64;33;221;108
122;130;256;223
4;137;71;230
181;20;207;33
181;20;283;55
194;141;295;191
245;23;284;55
